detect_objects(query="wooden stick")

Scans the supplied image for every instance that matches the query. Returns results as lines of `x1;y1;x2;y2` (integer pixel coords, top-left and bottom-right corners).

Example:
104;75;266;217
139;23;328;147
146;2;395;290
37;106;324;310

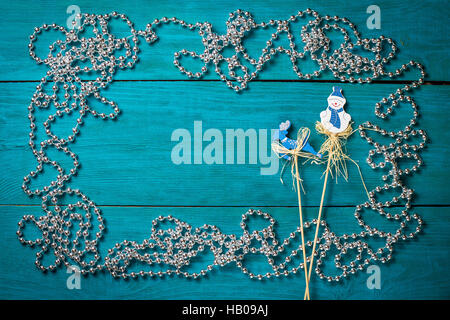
303;147;332;300
294;156;310;300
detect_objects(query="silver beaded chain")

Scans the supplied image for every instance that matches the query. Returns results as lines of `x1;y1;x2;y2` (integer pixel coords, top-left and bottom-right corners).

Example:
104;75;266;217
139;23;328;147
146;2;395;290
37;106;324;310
17;9;426;282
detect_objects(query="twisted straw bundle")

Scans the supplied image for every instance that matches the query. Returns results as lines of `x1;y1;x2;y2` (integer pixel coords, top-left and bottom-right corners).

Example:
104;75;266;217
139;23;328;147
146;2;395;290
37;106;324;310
271;127;321;190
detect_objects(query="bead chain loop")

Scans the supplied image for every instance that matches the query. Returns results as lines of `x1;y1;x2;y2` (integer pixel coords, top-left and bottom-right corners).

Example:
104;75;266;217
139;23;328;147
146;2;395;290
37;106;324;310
18;9;426;282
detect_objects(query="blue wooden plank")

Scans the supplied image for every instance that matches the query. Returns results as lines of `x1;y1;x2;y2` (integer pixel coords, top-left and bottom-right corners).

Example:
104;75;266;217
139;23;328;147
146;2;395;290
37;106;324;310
0;205;448;299
0;81;447;206
0;0;449;301
0;0;448;81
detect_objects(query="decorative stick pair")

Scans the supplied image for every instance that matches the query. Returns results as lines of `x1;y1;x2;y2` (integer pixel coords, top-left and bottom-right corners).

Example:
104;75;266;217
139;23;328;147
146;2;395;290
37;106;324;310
272;87;364;300
272;121;322;300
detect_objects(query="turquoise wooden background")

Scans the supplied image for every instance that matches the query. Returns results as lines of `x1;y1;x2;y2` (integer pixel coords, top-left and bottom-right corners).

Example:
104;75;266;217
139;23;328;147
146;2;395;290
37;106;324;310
0;0;449;300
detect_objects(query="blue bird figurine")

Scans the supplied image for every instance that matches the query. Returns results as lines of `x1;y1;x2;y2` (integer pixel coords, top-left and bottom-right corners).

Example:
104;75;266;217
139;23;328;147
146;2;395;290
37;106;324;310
273;120;322;160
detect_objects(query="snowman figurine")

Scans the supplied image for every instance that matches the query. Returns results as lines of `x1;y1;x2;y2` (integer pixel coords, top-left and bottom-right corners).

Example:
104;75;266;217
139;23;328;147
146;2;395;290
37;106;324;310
320;86;351;134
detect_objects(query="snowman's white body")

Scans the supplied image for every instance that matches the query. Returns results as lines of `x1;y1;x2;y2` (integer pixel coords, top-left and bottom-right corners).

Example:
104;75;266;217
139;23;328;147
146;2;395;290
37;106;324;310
320;88;351;134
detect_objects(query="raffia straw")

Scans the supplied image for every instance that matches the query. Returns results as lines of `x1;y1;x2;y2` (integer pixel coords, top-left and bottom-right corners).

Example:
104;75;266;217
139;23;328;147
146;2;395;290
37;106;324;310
271;127;321;192
271;127;322;300
303;122;370;300
315;122;370;198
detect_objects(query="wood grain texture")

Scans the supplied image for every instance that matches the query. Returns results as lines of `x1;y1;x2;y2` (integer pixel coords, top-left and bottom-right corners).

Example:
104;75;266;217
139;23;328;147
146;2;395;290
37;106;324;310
0;0;449;300
0;82;448;206
0;205;448;300
0;0;448;81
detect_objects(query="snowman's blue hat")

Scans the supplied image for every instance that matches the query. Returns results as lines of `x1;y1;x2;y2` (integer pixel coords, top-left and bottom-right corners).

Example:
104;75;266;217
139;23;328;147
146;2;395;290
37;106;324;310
328;86;346;102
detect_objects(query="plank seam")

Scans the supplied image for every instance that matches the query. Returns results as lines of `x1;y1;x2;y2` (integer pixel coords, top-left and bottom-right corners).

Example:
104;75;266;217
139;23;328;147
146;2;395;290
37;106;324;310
0;80;448;85
1;204;449;208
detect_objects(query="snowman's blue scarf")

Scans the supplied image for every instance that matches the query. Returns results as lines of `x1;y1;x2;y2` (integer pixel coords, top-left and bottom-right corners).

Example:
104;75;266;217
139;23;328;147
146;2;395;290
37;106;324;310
328;106;344;129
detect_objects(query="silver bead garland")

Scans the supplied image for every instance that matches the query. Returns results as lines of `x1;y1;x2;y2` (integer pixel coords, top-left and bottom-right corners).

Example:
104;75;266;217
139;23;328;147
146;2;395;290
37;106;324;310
18;9;427;282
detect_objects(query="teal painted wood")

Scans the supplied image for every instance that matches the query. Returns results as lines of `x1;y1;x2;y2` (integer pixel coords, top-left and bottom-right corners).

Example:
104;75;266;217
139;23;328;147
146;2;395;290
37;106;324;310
0;0;449;301
0;0;448;81
0;205;448;300
0;82;448;206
